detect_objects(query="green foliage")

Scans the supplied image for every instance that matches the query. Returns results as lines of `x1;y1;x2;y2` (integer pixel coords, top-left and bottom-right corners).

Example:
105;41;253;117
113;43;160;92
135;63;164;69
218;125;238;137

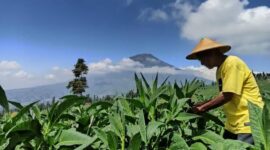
1;73;268;149
0;85;9;113
55;128;96;149
248;94;270;150
67;58;89;96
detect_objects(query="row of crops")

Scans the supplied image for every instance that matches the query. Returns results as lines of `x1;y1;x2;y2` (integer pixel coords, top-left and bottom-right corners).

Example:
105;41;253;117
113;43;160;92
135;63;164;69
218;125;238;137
0;74;270;150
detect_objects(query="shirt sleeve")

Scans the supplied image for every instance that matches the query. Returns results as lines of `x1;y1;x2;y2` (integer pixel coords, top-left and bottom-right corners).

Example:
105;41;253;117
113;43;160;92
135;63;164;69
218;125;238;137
221;65;245;95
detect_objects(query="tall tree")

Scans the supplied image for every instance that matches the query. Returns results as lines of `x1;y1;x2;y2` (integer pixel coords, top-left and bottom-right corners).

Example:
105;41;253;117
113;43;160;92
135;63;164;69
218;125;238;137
67;58;89;96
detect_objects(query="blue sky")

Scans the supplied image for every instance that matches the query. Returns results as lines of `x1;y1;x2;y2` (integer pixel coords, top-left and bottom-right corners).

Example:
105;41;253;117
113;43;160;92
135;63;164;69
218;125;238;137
0;0;270;89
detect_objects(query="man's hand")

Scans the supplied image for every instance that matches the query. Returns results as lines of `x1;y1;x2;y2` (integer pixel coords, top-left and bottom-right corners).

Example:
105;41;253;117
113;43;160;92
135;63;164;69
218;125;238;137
192;103;206;114
191;92;234;114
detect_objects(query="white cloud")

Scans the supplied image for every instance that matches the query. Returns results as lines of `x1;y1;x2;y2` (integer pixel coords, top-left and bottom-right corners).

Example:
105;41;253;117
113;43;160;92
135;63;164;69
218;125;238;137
52;66;60;71
179;0;270;54
0;61;20;70
0;71;11;76
0;61;73;89
45;74;55;80
88;58;143;74
138;8;169;22
44;66;73;82
136;66;182;74
170;0;194;20
181;66;216;81
0;58;216;90
118;58;144;68
138;0;270;54
0;61;32;79
88;58;216;81
14;70;33;79
0;61;35;89
89;58;187;75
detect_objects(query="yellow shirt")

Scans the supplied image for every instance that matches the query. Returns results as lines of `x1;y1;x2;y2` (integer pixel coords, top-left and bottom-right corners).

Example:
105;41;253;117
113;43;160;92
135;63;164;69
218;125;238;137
216;55;264;134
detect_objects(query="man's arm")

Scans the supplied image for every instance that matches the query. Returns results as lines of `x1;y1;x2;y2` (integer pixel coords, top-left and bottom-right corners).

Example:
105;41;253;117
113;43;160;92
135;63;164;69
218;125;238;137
192;92;233;113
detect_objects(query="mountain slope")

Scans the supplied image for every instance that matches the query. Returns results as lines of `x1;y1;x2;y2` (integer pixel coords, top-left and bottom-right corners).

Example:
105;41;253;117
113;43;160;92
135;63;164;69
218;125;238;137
5;53;207;103
130;53;178;69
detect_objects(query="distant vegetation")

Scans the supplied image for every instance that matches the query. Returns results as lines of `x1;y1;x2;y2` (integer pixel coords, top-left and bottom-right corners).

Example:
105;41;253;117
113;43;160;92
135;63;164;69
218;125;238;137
0;73;269;149
254;72;270;80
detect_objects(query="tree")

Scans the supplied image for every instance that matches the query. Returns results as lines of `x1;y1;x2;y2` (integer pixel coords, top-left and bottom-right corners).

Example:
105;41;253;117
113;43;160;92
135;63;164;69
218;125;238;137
67;58;89;96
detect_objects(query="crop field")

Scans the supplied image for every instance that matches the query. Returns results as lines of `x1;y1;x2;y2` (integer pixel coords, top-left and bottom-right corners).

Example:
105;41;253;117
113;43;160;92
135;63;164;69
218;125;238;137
0;74;269;150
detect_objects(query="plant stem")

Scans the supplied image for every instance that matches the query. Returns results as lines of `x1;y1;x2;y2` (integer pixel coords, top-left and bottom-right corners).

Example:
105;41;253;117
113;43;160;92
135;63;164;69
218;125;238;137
121;136;125;150
87;115;94;135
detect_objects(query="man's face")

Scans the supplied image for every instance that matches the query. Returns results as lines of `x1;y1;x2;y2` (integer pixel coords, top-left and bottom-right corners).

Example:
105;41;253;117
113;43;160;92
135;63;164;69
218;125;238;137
197;51;216;69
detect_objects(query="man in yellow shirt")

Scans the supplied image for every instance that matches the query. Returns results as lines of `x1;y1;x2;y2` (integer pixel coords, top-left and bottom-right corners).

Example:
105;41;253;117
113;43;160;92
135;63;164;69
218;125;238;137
186;38;264;144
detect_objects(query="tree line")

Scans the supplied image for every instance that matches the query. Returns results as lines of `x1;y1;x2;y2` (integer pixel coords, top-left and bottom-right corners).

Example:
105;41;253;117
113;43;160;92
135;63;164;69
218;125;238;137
253;72;270;80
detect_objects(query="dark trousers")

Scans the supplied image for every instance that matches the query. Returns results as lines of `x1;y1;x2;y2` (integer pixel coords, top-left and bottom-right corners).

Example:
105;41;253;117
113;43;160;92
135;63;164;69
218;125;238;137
223;130;254;145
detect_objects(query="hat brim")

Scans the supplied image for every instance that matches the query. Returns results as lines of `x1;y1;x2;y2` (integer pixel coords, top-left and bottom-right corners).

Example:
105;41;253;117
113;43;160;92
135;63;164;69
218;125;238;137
186;45;231;60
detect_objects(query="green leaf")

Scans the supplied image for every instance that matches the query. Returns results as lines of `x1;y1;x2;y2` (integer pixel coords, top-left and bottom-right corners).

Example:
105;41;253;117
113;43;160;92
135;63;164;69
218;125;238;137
201;113;224;127
211;139;253;150
88;101;113;111
126;98;144;109
186;79;201;98
119;99;134;117
173;98;191;117
58;113;76;121
0;86;9;113
262;99;270;149
0;138;9;150
174;112;201;121
12;101;39;123
169;133;189;150
161;76;169;86
48;101;59;123
193;130;223;145
248;101;264;150
107;131;118;150
174;82;184;99
138;110;147;144
149;86;167;107
140;73;150;91
190;142;207;150
126;124;140;138
152;73;158;94
134;73;146;106
109;113;124;138
5;120;41;138
55;128;95;149
8;100;23;110
31;105;41;120
146;121;164;141
51;96;84;125
128;132;141;150
5;132;35;150
60;94;80;100
93;128;108;146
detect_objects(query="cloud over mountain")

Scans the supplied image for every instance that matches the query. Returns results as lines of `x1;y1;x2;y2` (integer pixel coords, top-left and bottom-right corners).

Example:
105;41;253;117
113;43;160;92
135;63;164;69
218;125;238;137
180;66;216;81
1;54;216;90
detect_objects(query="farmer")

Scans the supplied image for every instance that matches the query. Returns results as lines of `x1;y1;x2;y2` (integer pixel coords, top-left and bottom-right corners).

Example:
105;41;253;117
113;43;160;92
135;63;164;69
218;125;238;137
186;38;264;144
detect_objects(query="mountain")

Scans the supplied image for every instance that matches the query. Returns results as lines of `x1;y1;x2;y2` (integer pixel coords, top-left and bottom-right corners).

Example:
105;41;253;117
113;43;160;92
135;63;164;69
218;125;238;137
130;53;178;69
6;83;69;105
5;54;208;104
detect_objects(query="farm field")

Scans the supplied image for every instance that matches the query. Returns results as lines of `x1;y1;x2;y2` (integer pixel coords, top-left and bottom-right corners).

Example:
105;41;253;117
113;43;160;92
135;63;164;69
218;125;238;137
1;0;270;149
0;74;269;150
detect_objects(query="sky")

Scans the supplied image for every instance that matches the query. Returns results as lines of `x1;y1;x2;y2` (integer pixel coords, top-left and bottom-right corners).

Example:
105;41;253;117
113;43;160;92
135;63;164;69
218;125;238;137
0;0;270;89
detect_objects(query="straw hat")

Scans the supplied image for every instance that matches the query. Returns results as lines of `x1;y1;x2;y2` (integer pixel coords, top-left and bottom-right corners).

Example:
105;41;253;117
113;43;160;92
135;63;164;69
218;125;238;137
186;38;231;60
